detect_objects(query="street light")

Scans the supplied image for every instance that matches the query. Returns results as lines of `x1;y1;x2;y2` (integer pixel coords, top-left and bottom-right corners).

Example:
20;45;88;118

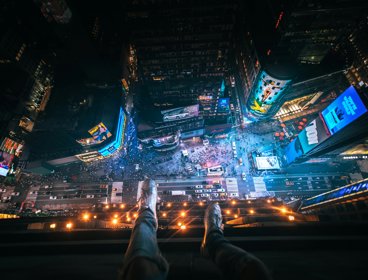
114;214;118;218
105;205;110;209
162;212;167;217
180;225;187;230
183;202;188;207
180;211;186;217
83;213;90;221
49;223;56;229
231;200;236;205
280;207;288;214
225;210;231;215
249;209;255;214
66;222;73;229
288;215;295;221
112;218;118;225
120;204;125;209
167;203;172;208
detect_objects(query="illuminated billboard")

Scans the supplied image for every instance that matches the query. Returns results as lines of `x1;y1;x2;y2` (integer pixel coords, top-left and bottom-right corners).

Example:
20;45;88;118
302;179;368;210
98;107;127;157
161;105;199;122
218;98;230;111
255;156;280;170
0;138;23;157
0;151;14;177
76;151;103;162
284;137;303;164
248;70;291;116
298;117;330;154
88;122;112;142
321;86;367;135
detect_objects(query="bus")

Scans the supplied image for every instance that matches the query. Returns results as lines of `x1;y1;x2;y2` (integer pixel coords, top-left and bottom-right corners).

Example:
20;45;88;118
207;165;224;176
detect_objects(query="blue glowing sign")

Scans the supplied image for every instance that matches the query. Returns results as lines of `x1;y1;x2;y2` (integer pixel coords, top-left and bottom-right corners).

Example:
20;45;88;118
98;107;126;157
220;79;225;94
302;179;368;208
321;86;367;135
284;137;303;164
218;98;230;111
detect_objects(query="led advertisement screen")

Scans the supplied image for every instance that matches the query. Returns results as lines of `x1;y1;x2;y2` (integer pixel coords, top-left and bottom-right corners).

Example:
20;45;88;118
0;151;14;177
0;138;23;157
218;98;230;111
161;105;199;122
298;117;330;154
302;180;368;209
284;137;303;164
88;122;112;142
321;86;367;135
98;108;126;157
255;156;280;170
249;70;291;116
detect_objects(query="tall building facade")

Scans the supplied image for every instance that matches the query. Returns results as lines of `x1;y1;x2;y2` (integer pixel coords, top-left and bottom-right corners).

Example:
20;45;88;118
126;0;237;123
267;0;368;65
0;1;54;139
344;17;368;88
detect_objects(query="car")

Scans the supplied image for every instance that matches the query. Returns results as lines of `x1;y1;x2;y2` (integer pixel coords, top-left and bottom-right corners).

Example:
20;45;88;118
230;76;235;87
1;196;11;202
0;189;6;193
135;164;140;171
163;112;189;121
241;172;246;180
11;192;20;196
204;189;212;193
203;139;209;146
49;196;57;200
212;193;219;197
86;194;95;198
205;185;213;189
229;193;239;197
195;185;203;189
195;189;203;193
216;188;226;192
44;185;50;189
201;193;210;197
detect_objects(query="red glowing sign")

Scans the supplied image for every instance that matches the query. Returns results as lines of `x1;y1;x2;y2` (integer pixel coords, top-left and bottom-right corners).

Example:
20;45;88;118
275;11;284;29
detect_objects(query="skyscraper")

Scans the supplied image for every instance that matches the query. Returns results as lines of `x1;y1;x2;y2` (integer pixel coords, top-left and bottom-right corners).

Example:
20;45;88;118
126;0;237;123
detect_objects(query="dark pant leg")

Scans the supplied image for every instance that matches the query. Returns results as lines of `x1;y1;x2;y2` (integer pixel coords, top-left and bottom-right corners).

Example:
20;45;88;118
119;209;169;280
206;230;272;280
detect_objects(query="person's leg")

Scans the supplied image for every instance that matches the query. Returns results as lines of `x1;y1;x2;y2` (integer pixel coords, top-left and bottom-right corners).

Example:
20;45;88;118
201;203;272;280
119;179;169;280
